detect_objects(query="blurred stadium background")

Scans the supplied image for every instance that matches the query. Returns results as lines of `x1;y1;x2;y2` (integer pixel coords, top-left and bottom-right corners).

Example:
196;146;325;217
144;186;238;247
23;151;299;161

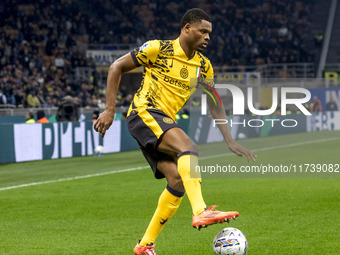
1;0;340;162
0;0;340;254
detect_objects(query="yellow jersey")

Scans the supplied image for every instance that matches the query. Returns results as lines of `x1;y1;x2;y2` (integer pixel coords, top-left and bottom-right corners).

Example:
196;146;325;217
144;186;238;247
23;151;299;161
128;38;214;120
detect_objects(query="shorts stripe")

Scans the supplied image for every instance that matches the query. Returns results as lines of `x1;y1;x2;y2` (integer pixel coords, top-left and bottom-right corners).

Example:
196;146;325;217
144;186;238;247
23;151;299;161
138;110;164;139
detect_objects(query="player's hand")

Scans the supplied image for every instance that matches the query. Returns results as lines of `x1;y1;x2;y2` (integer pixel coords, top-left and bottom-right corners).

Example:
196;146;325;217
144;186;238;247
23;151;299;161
228;142;257;162
93;109;115;138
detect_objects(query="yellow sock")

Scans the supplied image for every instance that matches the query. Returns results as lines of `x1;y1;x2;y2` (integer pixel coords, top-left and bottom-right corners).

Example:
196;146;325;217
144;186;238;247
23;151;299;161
177;152;206;216
139;186;183;246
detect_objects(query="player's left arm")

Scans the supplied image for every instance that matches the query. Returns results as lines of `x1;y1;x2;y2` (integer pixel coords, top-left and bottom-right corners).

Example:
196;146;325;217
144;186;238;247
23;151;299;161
204;62;256;162
207;96;256;162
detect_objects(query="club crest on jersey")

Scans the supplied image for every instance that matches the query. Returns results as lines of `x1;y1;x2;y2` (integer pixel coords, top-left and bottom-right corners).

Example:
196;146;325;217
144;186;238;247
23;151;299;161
180;67;189;79
163;117;174;124
139;42;150;51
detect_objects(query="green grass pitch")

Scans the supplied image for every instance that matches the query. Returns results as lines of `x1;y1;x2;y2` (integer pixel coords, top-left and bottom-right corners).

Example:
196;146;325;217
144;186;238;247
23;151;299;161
0;131;339;255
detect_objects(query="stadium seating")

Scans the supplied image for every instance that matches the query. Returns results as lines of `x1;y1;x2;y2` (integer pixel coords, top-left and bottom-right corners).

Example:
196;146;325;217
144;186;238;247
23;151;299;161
0;0;316;109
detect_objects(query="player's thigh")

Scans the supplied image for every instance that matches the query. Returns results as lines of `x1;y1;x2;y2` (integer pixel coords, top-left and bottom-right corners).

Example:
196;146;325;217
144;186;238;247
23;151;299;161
158;127;198;158
157;159;184;192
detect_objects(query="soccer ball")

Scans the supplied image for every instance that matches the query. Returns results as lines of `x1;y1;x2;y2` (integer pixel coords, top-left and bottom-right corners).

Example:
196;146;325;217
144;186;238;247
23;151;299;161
213;227;248;255
94;145;104;156
237;132;247;141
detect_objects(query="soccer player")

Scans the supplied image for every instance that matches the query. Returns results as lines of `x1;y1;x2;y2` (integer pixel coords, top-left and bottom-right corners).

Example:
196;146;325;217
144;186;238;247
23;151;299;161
94;8;256;255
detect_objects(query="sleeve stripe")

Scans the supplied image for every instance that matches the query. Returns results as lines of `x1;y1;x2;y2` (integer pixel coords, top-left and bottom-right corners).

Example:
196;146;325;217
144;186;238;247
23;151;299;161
130;51;141;67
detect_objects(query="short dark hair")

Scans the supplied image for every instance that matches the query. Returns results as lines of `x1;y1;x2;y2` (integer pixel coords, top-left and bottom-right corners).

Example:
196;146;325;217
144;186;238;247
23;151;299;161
93;110;99;118
27;111;34;119
37;110;45;119
180;8;211;28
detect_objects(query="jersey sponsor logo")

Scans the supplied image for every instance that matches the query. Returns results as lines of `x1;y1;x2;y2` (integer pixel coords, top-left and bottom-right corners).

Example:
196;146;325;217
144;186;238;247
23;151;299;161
164;75;189;90
163;117;174;124
139;42;150;51
180;67;189;79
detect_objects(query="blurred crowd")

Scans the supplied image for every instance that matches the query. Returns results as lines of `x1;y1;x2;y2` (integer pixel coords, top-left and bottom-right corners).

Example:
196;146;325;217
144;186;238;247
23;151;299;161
0;0;316;109
0;0;103;108
87;0;315;66
208;0;314;66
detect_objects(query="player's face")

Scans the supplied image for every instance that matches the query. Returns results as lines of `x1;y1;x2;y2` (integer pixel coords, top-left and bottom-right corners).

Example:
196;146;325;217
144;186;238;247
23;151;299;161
188;20;212;52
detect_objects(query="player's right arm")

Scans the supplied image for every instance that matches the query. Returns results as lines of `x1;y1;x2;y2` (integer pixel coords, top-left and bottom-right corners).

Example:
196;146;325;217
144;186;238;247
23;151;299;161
94;53;137;138
94;40;159;138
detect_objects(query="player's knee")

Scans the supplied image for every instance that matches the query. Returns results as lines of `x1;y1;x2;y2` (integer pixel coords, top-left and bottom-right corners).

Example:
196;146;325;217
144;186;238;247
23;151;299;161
190;141;198;154
177;139;198;157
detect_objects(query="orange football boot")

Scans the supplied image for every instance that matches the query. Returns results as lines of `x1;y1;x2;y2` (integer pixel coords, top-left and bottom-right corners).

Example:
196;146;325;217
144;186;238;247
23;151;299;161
192;205;239;230
134;241;157;255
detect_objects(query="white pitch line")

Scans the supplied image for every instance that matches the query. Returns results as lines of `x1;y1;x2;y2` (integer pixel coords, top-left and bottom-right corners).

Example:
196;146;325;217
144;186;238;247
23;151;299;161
0;166;149;191
200;136;340;160
0;136;338;192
